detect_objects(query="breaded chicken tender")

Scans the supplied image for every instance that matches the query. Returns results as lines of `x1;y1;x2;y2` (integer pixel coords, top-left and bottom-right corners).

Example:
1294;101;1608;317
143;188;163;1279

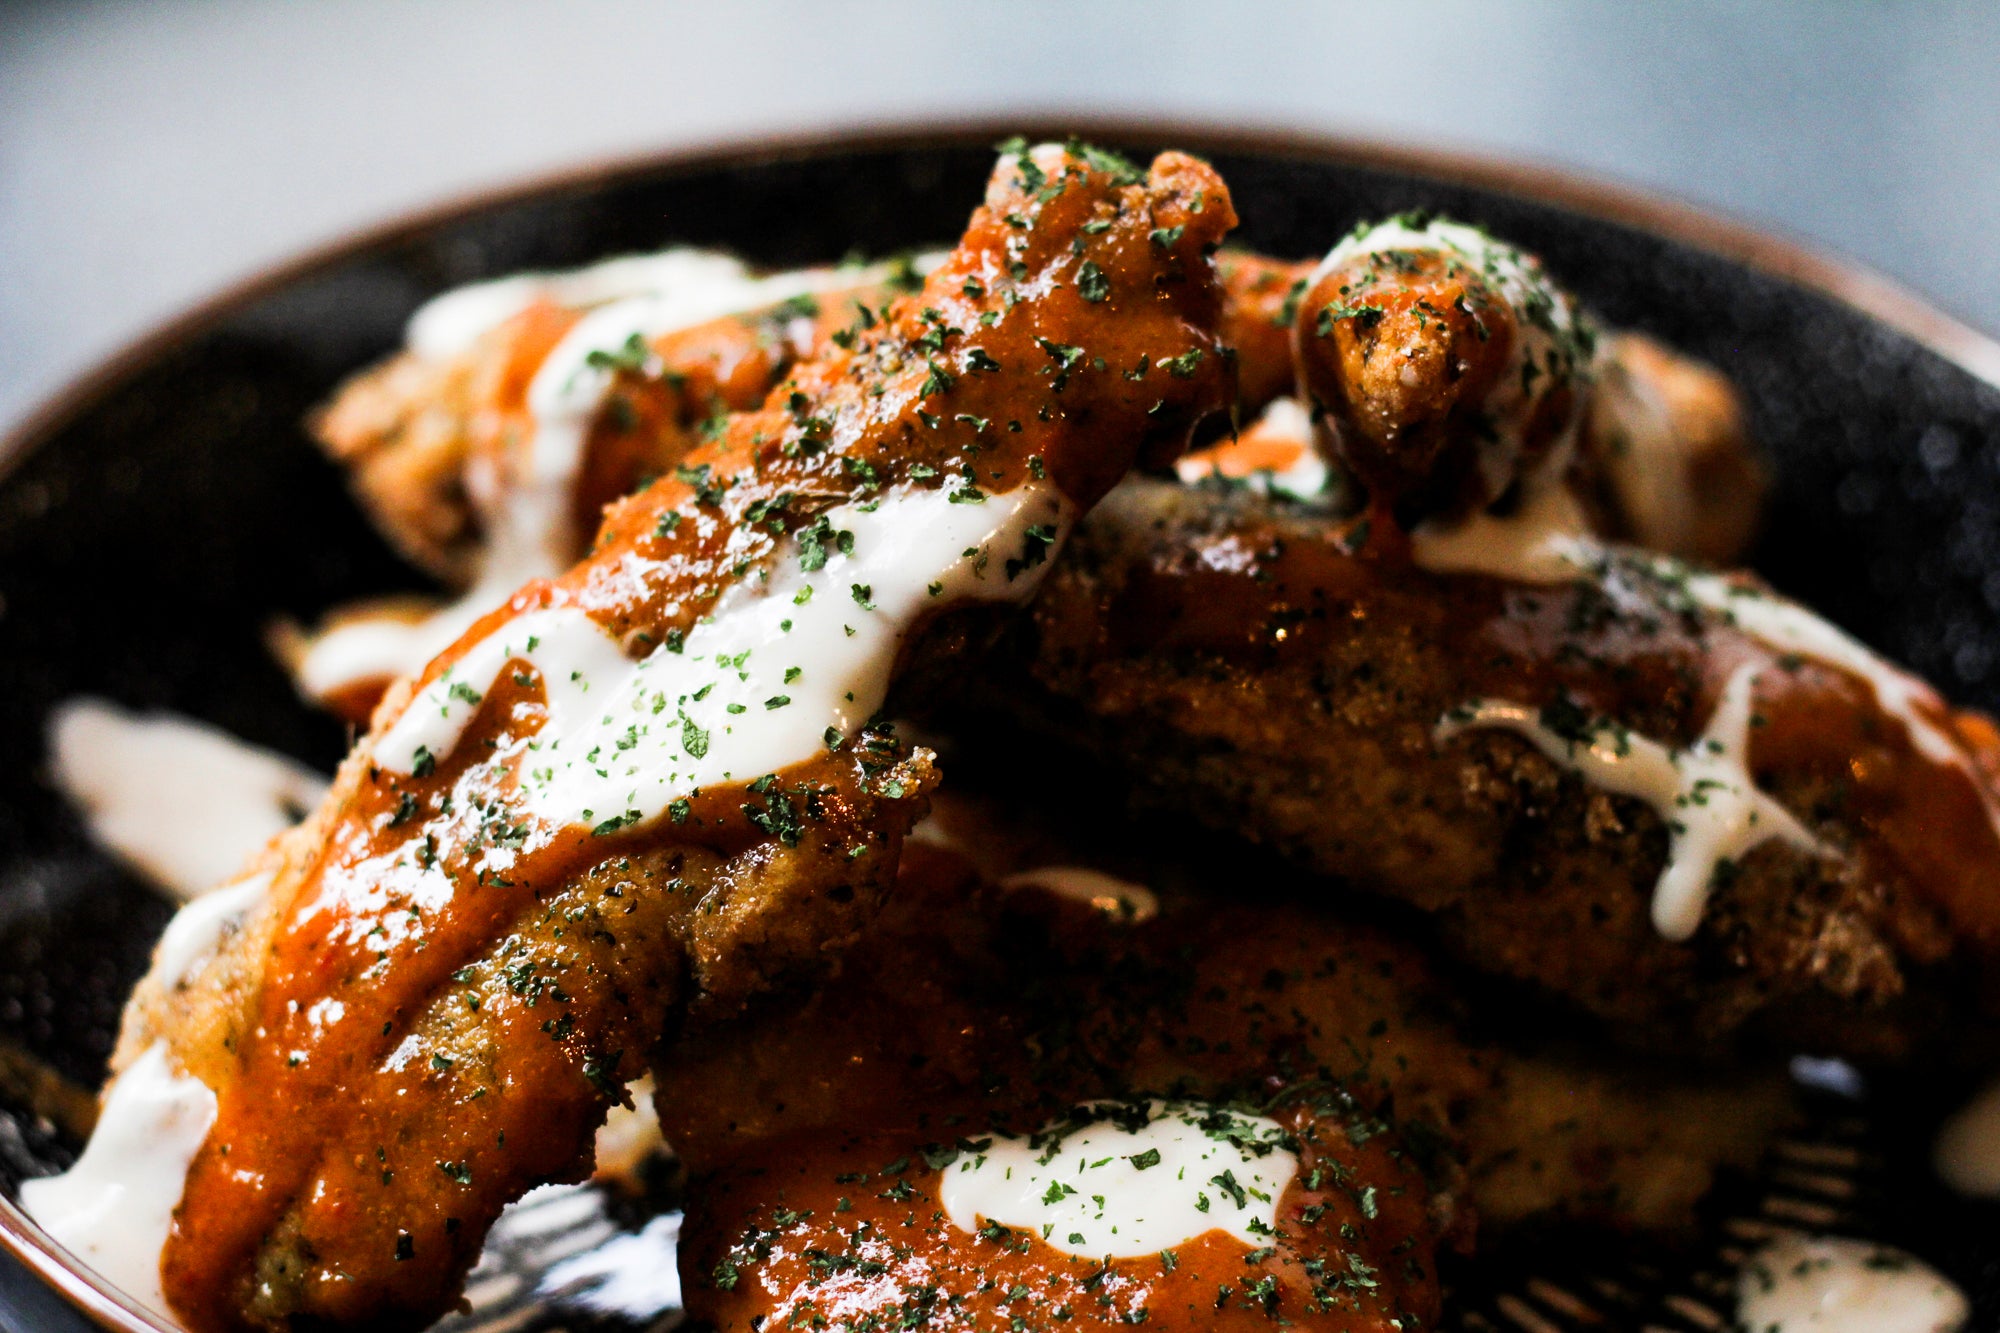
101;141;1239;1332
939;476;2000;1059
655;818;1791;1333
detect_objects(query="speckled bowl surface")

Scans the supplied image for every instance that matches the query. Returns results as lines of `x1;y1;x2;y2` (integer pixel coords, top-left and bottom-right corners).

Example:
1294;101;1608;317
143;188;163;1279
0;123;1996;1331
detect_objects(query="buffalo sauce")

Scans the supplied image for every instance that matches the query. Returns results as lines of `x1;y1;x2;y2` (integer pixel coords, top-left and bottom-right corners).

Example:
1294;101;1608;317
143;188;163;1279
158;143;1239;1331
685;1101;1441;1332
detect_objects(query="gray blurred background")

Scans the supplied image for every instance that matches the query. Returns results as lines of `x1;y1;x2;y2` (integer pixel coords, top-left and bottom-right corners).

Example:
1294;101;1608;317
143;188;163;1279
3;0;1998;440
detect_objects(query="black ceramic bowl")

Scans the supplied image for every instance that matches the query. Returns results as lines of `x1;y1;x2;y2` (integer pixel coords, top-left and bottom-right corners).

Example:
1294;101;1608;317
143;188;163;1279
1;123;1997;1332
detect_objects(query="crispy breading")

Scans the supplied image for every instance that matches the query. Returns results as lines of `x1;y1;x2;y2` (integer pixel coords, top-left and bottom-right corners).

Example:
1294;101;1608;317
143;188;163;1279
933;478;2000;1059
120;143;1238;1332
656;811;1793;1250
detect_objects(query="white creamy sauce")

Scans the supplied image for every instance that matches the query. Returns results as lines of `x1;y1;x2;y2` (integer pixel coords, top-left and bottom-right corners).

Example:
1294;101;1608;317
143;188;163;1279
1409;481;1594;584
1735;1234;1968;1333
1685;574;1972;778
1411;498;2000;848
150;874;268;988
300;249;939;705
999;866;1160;922
18;869;276;1321
1315;216;1589;501
939;1101;1297;1258
1439;664;1828;940
1664;563;2000;848
49;699;328;902
1933;1076;2000;1197
408;249;754;359
1174;396;1328;500
20;1044;217;1324
376;482;1072;835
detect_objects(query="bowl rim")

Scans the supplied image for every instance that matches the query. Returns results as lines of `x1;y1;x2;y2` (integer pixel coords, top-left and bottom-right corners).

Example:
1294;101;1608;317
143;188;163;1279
4;114;1998;1331
6;115;2000;485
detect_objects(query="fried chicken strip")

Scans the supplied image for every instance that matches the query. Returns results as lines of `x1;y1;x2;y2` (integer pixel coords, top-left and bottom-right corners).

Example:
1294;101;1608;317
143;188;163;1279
663;838;1456;1333
653;814;1791;1333
915;214;1985;1058
290;257;926;721
941;475;2000;1058
90;142;1237;1331
1578;330;1767;564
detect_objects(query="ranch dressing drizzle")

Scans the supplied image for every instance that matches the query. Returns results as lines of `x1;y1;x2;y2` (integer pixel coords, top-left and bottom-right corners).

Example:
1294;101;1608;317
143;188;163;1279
48;699;327;902
375;482;1072;835
1438;664;1829;940
1934;1076;2000;1197
18;860;269;1323
1315;216;1591;501
150;874;270;989
1410;501;2000;848
939;1100;1297;1258
1408;480;1593;584
20;1044;217;1324
299;250;940;704
1736;1234;1969;1333
409;249;755;360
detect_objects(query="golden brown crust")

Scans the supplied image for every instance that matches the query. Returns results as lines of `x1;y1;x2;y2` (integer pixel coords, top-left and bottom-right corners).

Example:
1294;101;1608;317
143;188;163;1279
142;144;1238;1332
311;278;908;586
313;301;580;583
1293;249;1522;510
936;478;2000;1059
656;816;1793;1252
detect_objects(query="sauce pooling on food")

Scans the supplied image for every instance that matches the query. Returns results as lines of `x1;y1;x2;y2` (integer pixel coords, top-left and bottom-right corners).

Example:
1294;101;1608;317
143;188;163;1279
685;1095;1440;1332
1409;484;1994;810
1411;499;2000;888
938;1101;1296;1257
1408;479;1594;584
1439;663;1829;940
133;140;1238;1331
373;482;1069;828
